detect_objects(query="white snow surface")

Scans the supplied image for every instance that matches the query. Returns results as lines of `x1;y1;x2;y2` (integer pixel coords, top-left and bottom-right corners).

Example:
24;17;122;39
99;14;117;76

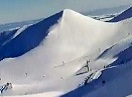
0;9;132;97
127;95;132;97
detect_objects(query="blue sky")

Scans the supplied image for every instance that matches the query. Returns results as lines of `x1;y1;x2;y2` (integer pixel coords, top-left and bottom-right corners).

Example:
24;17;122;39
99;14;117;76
0;0;131;24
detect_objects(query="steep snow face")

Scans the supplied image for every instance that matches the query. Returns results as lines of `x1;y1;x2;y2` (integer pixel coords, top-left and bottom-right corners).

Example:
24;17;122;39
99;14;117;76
0;19;41;32
0;9;132;96
109;6;132;22
44;9;131;65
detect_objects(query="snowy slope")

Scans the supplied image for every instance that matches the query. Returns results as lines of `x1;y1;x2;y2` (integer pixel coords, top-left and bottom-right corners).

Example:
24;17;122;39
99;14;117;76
62;37;132;97
0;8;132;97
62;61;132;97
127;95;132;97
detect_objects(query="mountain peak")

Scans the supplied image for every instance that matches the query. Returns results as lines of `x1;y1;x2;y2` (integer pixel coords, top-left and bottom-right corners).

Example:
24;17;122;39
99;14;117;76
62;9;84;17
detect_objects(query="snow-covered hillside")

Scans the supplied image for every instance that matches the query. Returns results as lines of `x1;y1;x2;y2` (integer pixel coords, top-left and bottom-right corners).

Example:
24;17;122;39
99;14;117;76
0;7;132;97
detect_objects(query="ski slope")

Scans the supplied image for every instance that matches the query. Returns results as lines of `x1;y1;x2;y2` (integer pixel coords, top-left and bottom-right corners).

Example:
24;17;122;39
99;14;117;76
0;7;132;97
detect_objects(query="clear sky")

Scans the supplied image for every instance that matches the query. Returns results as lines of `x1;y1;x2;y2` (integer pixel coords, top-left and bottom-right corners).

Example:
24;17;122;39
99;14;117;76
0;0;131;24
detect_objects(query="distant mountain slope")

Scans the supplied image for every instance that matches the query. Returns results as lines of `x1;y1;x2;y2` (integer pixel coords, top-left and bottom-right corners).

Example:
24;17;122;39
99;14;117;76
83;5;130;16
0;19;41;32
109;7;132;22
0;28;18;46
0;11;63;60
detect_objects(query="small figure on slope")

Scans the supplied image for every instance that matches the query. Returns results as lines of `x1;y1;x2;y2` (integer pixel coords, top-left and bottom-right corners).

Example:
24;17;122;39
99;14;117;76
86;60;90;72
0;83;12;94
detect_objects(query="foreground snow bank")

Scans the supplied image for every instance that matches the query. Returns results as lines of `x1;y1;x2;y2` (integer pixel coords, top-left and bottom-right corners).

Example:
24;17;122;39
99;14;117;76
3;91;63;97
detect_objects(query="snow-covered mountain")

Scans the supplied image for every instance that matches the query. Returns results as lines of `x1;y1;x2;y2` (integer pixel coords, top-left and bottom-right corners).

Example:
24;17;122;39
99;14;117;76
0;7;132;97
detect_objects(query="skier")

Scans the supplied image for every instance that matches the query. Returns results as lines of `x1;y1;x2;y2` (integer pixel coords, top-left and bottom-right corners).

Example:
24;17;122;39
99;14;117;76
0;83;12;94
8;83;13;89
25;73;28;76
86;60;90;71
84;78;89;86
102;80;105;85
62;61;65;65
